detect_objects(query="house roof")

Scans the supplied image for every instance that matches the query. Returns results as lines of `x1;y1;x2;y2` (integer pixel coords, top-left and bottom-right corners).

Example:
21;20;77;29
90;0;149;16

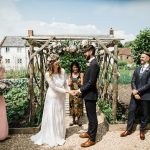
0;36;26;47
118;48;132;56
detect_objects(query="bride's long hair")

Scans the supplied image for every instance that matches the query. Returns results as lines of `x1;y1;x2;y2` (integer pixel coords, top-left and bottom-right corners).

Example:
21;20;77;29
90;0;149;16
49;58;61;78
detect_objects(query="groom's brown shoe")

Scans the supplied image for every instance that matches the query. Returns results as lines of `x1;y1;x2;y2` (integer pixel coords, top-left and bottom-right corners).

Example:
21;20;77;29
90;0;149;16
120;130;132;137
79;132;90;138
140;131;145;140
81;139;95;147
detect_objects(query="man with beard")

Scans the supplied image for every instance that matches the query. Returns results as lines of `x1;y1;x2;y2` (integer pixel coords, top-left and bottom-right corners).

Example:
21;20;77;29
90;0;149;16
71;45;100;147
120;52;150;140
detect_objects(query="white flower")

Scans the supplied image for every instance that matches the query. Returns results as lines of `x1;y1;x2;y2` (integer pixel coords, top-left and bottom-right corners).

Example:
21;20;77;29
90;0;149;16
63;47;66;51
57;42;61;46
58;49;62;54
69;45;76;52
91;42;96;47
51;42;57;48
66;47;70;51
82;40;88;47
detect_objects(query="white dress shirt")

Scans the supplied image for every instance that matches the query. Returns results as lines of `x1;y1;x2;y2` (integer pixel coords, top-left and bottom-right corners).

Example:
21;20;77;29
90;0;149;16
140;63;149;73
89;57;95;63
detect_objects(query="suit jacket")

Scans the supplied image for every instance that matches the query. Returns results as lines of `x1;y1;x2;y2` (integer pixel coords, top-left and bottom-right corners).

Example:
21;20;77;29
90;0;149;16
131;65;150;100
80;58;100;101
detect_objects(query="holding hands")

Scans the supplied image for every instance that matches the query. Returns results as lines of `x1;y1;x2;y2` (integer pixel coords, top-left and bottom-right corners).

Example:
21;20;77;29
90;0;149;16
69;90;80;96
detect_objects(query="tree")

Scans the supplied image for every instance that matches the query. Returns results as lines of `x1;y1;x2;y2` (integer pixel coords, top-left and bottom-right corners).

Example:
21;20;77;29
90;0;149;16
124;41;134;48
132;28;150;64
117;41;124;48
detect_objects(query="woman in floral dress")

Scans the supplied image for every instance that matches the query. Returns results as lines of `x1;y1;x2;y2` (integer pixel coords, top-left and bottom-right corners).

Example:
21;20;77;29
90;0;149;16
68;62;84;126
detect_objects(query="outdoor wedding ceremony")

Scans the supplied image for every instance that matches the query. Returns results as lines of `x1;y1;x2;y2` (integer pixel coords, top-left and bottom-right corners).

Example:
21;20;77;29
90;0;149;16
0;0;150;150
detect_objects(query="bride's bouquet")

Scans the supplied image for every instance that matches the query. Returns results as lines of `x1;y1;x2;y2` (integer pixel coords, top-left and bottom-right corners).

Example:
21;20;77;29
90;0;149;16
0;80;11;95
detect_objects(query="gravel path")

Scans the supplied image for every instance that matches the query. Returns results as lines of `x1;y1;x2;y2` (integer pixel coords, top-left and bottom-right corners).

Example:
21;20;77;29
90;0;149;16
1;130;150;150
1;84;148;150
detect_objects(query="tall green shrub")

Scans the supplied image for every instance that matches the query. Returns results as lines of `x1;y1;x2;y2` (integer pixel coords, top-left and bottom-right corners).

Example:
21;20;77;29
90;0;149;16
132;28;150;65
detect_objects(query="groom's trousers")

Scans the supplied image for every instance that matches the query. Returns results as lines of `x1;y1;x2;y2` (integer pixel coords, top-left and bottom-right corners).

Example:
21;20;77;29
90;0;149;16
85;100;98;142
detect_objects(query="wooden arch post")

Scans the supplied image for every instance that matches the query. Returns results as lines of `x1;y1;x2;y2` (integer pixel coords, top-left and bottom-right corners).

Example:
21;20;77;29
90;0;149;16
95;37;119;121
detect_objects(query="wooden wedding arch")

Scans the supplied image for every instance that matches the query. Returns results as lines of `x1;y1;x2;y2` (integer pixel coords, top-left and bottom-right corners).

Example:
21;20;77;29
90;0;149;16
23;29;123;125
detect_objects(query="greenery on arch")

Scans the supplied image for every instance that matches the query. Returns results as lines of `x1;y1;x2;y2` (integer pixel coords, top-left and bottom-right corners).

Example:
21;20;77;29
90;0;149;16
59;51;87;74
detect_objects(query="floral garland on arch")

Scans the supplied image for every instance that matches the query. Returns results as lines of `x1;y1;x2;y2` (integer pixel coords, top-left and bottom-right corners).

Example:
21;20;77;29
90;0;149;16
47;40;98;55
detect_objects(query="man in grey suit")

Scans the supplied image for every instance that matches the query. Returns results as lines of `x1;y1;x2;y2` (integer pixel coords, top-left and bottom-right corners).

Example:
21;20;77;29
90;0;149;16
120;52;150;140
72;45;100;147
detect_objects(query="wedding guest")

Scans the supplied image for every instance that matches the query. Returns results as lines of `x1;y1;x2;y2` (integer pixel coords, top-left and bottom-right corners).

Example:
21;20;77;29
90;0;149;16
120;52;150;140
68;61;84;126
0;56;8;141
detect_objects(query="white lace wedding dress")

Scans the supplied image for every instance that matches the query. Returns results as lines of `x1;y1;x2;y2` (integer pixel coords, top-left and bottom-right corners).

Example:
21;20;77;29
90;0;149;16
31;68;68;147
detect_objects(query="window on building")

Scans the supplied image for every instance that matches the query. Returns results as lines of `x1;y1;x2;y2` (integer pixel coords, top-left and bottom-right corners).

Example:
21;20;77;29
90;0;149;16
5;59;10;63
6;47;10;53
17;47;22;53
18;59;22;64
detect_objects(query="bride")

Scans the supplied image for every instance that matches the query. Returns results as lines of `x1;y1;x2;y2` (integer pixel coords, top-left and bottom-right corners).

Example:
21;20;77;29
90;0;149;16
31;54;70;147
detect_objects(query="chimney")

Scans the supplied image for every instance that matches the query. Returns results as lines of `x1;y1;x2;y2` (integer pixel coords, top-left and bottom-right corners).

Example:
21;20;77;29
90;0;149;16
28;30;33;36
109;28;114;37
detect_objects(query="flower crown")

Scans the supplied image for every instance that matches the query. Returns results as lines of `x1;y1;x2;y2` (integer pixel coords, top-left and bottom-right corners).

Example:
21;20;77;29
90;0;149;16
47;54;59;63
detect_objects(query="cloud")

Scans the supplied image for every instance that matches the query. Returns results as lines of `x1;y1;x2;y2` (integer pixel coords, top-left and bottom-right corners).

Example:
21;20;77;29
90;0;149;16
114;30;136;44
0;1;101;40
0;0;136;45
0;0;21;22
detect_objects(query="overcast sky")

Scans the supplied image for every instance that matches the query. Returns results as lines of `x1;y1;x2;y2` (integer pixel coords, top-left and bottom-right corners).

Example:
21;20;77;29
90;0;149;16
0;0;150;43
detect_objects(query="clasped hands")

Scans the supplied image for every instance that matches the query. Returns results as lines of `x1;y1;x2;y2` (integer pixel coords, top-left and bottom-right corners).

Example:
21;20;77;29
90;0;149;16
132;89;141;100
68;90;80;96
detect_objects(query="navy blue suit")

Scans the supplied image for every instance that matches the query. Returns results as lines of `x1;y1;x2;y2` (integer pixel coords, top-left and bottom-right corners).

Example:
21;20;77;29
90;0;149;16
80;58;100;142
127;65;150;131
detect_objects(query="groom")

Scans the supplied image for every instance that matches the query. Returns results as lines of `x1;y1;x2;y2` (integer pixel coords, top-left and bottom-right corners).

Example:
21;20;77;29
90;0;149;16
72;45;100;147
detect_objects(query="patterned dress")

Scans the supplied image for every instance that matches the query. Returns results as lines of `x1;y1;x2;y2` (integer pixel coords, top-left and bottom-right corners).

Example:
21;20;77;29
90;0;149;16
69;75;83;117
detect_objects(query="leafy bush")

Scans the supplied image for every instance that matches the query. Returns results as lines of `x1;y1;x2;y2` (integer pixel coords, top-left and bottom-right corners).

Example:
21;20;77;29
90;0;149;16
117;102;128;122
118;69;133;84
4;79;29;127
59;51;87;73
97;100;114;123
97;99;128;124
4;78;44;127
132;28;150;65
5;70;28;79
118;60;128;69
